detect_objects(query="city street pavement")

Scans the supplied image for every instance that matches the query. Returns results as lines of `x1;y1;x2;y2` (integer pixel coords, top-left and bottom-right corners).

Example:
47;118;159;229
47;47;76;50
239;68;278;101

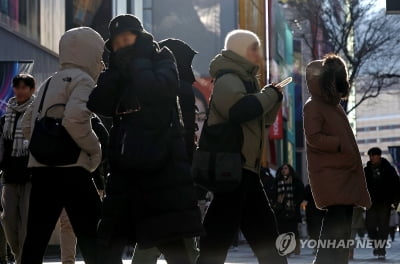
44;238;400;264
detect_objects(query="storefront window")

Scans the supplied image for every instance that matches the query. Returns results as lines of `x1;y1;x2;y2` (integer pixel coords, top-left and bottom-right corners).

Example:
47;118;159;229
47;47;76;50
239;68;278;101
0;0;40;42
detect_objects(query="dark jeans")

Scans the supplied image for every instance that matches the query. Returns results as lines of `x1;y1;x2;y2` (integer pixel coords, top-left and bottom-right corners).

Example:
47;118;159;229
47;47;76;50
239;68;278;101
366;202;391;255
197;169;287;264
21;167;101;264
314;205;353;264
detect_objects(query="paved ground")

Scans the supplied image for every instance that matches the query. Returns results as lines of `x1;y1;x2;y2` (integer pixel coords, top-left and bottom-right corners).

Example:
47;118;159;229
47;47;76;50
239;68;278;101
43;238;400;264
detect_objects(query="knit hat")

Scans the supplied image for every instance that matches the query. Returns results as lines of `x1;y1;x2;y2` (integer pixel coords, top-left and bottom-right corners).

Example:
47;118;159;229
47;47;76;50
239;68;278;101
105;14;144;51
224;29;261;59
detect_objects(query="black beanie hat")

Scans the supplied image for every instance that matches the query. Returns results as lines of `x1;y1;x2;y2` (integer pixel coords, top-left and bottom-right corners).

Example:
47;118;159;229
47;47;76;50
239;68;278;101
105;14;143;51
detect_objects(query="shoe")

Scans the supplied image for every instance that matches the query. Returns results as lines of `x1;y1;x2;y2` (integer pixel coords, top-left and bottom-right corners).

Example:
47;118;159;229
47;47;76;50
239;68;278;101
378;255;386;260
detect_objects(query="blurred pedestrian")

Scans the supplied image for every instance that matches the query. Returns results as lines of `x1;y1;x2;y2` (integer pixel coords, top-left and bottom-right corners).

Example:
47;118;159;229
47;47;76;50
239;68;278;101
273;164;304;255
196;29;286;264
303;54;371;264
20;27;104;264
349;207;366;260
87;15;203;264
0;74;35;264
364;147;400;259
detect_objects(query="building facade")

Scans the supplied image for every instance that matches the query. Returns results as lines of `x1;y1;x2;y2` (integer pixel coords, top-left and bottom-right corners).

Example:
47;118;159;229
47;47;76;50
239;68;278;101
356;91;400;165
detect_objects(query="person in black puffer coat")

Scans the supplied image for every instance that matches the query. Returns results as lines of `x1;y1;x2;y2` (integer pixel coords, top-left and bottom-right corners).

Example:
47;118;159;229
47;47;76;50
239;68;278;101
364;147;400;259
87;15;203;264
131;39;201;264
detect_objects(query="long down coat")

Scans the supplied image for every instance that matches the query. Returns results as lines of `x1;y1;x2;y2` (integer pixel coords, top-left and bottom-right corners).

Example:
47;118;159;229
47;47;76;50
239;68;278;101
303;60;371;210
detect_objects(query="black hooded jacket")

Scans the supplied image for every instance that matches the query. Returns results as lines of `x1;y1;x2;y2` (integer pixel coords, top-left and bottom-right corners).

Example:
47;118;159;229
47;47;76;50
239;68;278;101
87;32;203;248
365;157;400;204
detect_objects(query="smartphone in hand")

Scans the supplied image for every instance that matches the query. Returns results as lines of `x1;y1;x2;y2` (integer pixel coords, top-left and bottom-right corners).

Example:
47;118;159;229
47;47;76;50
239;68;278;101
276;77;292;88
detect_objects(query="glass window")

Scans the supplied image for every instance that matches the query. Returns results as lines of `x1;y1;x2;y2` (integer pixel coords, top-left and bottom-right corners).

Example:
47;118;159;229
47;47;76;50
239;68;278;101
66;0;112;40
143;8;152;32
0;0;40;42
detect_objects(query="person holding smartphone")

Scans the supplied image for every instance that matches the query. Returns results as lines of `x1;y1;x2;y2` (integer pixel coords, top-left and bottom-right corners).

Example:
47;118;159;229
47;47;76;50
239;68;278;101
196;29;286;264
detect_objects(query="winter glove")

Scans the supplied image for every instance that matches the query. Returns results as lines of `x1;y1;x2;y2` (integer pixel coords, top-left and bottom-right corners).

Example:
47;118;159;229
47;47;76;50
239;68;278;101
111;34;157;79
132;33;157;60
262;84;283;102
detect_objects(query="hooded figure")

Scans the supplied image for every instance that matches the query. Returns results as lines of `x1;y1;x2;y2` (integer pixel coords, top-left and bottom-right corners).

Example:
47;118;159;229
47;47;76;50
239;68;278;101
88;15;203;264
159;38;198;160
303;59;371;210
20;27;104;264
22;27;104;172
303;55;371;264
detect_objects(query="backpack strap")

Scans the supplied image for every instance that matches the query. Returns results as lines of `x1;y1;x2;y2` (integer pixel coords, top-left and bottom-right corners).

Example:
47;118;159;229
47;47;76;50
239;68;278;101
37;77;52;115
214;70;257;93
207;70;257;118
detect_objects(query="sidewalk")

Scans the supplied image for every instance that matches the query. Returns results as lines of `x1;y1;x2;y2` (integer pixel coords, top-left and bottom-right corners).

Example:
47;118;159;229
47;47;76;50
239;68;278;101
44;238;400;264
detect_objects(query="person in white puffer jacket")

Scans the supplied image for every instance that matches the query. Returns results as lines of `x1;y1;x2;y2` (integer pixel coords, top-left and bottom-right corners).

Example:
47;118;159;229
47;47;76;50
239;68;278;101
20;27;104;264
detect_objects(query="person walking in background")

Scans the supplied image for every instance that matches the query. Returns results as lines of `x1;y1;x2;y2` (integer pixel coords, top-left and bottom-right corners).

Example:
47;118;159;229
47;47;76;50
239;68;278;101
0;74;35;264
364;147;400;259
196;29;286;264
303;184;324;255
348;207;366;260
273;164;304;255
87;15;203;264
20;27;104;264
303;54;371;264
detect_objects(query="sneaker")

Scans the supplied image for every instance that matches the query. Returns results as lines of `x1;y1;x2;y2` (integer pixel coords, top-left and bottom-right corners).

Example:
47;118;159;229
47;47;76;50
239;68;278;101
378;255;386;260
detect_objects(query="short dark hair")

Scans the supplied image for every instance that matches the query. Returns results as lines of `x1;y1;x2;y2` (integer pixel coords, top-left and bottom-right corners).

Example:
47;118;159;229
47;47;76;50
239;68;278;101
368;147;382;156
320;54;350;102
12;73;35;89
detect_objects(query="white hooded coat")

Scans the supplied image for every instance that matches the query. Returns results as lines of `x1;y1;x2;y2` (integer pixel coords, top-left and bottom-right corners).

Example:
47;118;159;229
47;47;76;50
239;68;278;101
21;27;105;172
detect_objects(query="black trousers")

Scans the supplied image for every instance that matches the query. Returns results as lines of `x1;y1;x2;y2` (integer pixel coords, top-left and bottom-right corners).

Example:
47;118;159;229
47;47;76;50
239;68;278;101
21;167;101;264
97;170;193;264
314;205;353;264
366;202;391;254
197;169;287;264
277;218;299;237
